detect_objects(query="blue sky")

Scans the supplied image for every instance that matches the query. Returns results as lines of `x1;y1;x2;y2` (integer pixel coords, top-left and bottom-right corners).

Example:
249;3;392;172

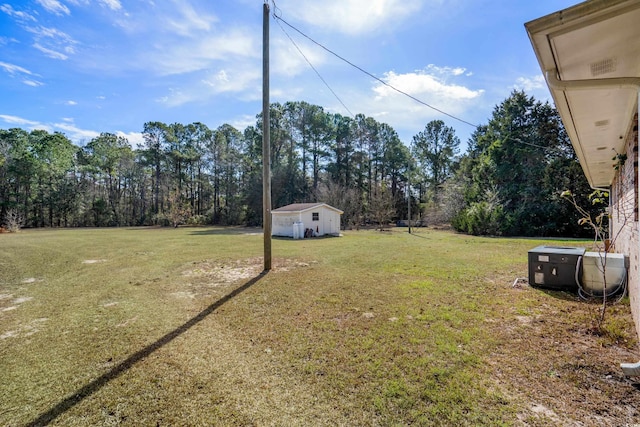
0;0;579;148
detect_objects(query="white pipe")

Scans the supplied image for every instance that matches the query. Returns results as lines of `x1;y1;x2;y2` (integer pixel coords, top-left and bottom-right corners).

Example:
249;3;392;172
546;69;640;193
546;68;640;90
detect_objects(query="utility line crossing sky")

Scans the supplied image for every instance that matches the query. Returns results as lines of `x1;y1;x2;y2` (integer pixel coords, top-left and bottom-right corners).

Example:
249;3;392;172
0;0;579;147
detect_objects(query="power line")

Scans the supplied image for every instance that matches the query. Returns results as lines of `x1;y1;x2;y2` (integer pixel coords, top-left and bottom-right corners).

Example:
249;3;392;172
273;12;355;118
269;2;567;157
270;5;479;129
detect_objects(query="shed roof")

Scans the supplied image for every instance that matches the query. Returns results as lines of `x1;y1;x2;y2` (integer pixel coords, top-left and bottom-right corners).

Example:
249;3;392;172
525;0;640;188
272;203;343;214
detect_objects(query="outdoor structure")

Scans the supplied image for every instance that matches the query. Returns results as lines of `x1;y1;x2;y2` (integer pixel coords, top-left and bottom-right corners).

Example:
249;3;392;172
271;203;343;238
526;0;640;339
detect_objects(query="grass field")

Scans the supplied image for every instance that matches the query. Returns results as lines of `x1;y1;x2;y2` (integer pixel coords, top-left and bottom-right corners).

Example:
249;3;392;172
1;226;639;426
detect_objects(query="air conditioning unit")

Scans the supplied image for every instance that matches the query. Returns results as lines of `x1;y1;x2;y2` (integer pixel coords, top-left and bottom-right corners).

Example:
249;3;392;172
528;246;585;291
580;251;628;297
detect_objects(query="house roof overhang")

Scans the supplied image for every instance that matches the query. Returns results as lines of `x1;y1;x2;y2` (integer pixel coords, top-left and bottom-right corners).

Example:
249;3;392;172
525;0;640;188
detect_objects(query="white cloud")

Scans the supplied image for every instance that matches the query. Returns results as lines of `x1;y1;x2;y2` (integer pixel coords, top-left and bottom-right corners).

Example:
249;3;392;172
155;88;188;107
29;26;73;40
230;114;257;133
0;4;37;21
99;0;122;11
201;67;261;94
0;63;44;87
271;36;328;77
426;64;467;77
0;114;44;127
373;67;483;102
53;121;100;142
36;0;71;16
164;0;216;37
116;130;144;148
513;74;545;92
23;79;44;87
277;0;423;35
0;114;38;126
33;43;69;60
27;26;78;60
147;29;258;76
0;115;103;144
65;100;78;105
158;63;261;108
336;65;485;140
65;0;122;12
0;61;36;76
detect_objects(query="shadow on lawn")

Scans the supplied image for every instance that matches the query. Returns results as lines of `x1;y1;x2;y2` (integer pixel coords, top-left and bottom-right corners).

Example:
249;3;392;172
408;231;429;239
26;272;268;427
188;226;264;236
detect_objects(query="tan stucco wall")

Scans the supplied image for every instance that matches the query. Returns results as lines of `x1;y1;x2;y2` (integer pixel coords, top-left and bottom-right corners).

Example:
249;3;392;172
610;114;639;339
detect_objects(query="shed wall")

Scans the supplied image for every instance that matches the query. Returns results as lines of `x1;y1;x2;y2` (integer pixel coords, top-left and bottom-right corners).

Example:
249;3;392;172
271;206;342;237
272;213;300;237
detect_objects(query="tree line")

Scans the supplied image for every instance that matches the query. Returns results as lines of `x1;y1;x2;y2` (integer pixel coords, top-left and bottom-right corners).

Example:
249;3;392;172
0;91;597;236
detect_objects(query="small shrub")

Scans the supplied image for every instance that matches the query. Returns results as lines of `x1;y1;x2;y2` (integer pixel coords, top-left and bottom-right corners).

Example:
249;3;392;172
453;201;503;236
152;213;171;227
186;215;208;226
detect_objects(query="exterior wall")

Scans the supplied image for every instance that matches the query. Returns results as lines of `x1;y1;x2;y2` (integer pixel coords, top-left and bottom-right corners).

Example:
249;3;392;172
323;209;341;235
610;114;639;337
301;211;315;233
272;213;300;237
271;206;342;237
301;208;341;236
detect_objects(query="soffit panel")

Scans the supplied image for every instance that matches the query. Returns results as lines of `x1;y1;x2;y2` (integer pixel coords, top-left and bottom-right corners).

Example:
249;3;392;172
526;0;640;188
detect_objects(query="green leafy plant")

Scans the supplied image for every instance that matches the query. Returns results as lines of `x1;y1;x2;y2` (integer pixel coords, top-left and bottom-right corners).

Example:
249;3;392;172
612;152;627;171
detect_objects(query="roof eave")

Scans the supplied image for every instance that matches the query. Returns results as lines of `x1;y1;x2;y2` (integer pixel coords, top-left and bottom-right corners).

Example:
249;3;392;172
525;0;640;189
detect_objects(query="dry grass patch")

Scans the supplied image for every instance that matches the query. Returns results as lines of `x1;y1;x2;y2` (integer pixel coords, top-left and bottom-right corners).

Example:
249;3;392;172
1;227;639;426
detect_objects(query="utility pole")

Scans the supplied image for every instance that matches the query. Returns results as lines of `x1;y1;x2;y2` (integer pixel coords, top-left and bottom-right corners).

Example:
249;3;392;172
262;2;272;271
408;180;411;234
407;159;412;234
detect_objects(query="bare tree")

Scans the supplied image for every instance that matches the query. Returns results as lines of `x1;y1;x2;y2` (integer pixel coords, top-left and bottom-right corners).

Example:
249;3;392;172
167;190;191;228
369;183;394;231
315;178;360;230
3;209;25;232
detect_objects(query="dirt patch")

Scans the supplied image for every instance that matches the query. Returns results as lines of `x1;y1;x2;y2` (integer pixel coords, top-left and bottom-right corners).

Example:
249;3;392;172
485;281;640;426
182;258;261;286
83;259;107;264
1;317;48;340
116;316;138;328
171;291;197;299
179;257;313;297
0;295;32;313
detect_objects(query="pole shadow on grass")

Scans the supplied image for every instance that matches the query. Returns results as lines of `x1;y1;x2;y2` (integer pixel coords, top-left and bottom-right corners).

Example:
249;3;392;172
26;271;268;427
408;231;429;239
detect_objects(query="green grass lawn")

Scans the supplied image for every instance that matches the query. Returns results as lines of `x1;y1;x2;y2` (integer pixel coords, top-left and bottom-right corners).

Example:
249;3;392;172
1;227;638;426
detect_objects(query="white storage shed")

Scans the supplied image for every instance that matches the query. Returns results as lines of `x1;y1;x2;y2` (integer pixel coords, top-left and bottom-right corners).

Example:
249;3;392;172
271;203;343;238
